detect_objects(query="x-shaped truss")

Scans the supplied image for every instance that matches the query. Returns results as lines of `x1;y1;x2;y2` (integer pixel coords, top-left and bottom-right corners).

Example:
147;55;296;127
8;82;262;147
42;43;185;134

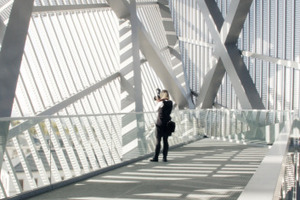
197;0;265;109
107;0;193;109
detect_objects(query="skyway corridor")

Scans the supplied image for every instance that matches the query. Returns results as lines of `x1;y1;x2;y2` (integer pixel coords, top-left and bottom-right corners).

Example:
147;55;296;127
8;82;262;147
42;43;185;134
27;139;269;200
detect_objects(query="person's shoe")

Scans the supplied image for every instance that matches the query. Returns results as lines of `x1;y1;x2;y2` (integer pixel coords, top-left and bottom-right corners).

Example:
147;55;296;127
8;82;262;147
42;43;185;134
150;158;158;162
163;157;167;162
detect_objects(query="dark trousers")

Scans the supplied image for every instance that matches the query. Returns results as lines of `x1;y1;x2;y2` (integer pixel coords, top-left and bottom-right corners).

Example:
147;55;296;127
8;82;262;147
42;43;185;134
153;126;169;159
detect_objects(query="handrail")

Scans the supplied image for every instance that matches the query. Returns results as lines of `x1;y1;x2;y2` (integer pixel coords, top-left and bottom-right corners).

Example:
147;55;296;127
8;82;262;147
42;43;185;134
4;73;120;140
0;109;291;121
0;109;295;199
0;109;291;142
238;120;295;200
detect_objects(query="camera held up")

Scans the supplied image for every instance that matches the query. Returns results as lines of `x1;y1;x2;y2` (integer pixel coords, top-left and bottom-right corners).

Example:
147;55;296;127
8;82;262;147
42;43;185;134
154;88;161;101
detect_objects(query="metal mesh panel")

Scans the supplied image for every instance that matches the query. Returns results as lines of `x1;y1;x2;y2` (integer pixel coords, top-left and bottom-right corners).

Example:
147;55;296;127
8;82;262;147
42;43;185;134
171;0;300;110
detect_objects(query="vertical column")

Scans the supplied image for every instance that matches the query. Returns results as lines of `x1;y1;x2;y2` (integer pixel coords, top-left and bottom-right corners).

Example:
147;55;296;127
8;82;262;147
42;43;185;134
157;0;192;104
0;0;34;168
130;0;143;112
119;0;146;159
130;1;148;156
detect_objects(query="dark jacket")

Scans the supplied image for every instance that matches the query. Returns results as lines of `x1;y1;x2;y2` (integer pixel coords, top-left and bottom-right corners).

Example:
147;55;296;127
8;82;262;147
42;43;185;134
156;100;173;127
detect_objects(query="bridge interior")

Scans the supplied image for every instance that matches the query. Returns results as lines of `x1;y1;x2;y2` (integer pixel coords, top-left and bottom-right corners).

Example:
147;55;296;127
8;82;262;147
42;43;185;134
27;139;269;200
0;0;299;199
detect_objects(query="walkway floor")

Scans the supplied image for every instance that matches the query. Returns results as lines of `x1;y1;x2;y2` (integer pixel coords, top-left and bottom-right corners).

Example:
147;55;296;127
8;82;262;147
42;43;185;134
27;138;269;200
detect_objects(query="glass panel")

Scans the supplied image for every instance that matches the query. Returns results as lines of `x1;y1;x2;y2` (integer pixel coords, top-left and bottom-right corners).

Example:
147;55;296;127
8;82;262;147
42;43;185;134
0;109;296;198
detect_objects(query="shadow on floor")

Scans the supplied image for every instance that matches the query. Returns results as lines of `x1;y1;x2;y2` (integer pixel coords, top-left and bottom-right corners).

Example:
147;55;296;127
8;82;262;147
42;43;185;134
27;139;268;200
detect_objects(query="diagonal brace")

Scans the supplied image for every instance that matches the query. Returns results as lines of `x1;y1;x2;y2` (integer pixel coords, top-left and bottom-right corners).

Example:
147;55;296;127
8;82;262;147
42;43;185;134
0;0;34;171
107;0;193;108
197;0;264;109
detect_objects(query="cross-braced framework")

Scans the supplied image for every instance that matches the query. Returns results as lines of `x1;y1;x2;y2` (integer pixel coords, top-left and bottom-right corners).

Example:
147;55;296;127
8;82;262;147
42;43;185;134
197;0;264;109
0;0;299;198
0;0;192;197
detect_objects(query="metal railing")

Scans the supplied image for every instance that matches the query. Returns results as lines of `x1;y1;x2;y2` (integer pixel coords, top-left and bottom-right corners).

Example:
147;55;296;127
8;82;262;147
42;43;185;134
238;112;300;200
0;109;297;199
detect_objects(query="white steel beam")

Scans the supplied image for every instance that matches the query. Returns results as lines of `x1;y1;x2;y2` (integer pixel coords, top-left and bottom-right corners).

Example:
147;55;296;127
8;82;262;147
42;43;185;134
107;0;193;109
36;122;68;181
197;0;265;109
7;73;120;141
4;152;21;194
157;0;193;107
12;137;37;190
138;22;192;109
0;0;34;171
32;4;110;13
46;118;82;177
24;130;50;185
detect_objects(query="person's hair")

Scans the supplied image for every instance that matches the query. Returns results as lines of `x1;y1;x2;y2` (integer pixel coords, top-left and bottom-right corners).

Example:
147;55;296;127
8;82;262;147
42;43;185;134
160;90;169;100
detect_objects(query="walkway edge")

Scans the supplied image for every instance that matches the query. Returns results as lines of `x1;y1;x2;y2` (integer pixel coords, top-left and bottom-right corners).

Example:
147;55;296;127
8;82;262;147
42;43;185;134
8;136;203;200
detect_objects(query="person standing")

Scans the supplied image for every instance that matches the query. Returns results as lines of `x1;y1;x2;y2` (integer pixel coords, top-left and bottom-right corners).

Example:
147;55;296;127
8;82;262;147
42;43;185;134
150;89;173;162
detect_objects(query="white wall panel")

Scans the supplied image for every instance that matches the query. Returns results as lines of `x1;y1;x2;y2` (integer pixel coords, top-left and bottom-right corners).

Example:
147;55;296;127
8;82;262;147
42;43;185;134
171;0;300;110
